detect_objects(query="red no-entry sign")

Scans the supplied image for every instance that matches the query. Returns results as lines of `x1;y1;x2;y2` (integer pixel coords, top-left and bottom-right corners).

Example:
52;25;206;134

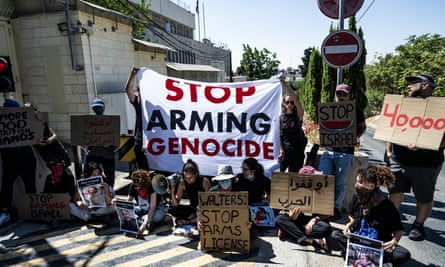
321;30;362;68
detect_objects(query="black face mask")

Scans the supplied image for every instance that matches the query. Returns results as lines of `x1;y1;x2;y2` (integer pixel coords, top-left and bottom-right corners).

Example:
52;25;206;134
355;184;375;206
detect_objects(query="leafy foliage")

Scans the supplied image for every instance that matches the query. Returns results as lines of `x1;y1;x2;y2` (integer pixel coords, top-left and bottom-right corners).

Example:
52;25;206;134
365;34;445;97
86;0;150;39
298;47;314;78
237;44;280;80
301;49;322;122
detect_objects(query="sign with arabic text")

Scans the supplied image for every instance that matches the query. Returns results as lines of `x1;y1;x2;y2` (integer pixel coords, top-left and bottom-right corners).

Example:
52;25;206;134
270;172;334;215
70;115;120;146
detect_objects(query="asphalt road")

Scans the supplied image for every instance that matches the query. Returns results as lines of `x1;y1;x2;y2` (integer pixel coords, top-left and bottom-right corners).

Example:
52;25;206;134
0;126;444;266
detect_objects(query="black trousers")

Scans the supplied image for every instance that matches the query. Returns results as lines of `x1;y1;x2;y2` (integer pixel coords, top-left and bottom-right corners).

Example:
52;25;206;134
275;213;331;244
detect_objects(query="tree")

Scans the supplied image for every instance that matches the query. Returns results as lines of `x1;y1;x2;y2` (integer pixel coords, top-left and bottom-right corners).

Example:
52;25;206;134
87;0;150;39
237;44;280;80
301;49;323;122
298;47;314;78
365;34;445;96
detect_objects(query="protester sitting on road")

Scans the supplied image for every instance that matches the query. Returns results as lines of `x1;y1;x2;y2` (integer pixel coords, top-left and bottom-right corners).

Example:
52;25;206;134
274;166;331;251
42;155;90;221
209;165;242;192
72;162;116;222
84;97;116;187
168;159;211;227
236;158;270;205
200;164;251;231
330;164;411;264
127;169;165;237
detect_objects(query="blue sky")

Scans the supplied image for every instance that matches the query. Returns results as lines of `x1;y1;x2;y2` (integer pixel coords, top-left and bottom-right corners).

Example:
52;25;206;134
181;0;445;70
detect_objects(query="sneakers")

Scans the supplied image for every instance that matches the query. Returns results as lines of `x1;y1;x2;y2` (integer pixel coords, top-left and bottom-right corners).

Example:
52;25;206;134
0;212;10;226
409;222;425;241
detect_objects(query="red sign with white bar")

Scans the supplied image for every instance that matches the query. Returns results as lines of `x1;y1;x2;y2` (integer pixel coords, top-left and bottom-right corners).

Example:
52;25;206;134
321;30;362;68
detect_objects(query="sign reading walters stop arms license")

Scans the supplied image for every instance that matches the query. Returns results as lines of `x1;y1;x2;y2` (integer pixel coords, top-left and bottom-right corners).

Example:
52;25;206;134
270;172;335;216
199;191;250;252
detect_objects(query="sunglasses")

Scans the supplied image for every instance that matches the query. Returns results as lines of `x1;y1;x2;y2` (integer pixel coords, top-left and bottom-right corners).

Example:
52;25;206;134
285;101;295;105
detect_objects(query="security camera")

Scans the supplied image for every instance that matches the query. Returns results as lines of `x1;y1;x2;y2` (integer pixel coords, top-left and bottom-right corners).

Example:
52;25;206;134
79;22;93;35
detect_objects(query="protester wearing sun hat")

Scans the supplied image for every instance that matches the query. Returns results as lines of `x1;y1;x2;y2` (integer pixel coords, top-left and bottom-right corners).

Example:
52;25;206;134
386;73;444;241
210;165;242;192
317;83;367;221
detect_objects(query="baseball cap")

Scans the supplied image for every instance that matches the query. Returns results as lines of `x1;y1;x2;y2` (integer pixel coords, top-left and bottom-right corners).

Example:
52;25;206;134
335;84;350;94
405;74;435;89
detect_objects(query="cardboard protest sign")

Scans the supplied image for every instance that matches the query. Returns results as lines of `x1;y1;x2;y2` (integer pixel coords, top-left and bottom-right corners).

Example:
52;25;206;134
345;234;383;267
270;172;334;215
0;107;46;148
115;199;139;234
70;115;120;146
199;191;250;252
374;95;445;150
77;176;106;208
318;100;357;147
16;193;71;221
138;68;282;177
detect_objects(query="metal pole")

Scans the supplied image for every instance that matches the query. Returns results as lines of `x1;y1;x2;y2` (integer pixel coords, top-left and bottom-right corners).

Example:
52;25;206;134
337;0;345;85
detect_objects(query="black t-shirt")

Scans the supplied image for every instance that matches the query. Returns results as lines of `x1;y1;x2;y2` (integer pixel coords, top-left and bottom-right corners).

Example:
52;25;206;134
184;176;206;208
43;170;76;201
348;193;404;242
392;144;444;167
236;174;271;204
280;113;306;151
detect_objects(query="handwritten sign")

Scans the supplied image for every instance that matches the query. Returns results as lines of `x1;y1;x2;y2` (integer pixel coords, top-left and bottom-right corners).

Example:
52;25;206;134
270;172;334;215
318;101;357;147
16;193;71;221
70;115;120;146
199;191;250;252
374;94;445;150
0;107;46;148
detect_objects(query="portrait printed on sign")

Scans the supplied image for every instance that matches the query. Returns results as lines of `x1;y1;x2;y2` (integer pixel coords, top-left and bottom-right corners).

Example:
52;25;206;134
345;234;383;267
77;176;106;208
115;199;139;234
249;205;275;227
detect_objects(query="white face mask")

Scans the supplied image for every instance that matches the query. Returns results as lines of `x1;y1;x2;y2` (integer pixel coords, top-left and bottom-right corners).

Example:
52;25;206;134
219;180;232;190
246;174;254;181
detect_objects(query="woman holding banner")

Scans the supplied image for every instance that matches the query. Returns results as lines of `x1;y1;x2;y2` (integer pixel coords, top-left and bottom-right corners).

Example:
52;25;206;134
279;78;307;173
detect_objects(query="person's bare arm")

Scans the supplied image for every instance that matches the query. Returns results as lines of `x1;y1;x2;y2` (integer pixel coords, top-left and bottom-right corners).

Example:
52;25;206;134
280;77;304;121
125;66;139;103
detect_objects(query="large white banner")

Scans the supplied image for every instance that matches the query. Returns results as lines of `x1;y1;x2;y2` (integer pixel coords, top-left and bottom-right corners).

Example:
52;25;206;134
138;68;282;177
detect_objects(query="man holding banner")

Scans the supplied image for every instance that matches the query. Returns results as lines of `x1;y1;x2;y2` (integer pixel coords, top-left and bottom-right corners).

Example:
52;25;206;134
386;74;444;242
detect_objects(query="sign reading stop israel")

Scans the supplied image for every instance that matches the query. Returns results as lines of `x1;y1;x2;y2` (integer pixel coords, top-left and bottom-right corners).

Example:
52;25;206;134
321;30;362;68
